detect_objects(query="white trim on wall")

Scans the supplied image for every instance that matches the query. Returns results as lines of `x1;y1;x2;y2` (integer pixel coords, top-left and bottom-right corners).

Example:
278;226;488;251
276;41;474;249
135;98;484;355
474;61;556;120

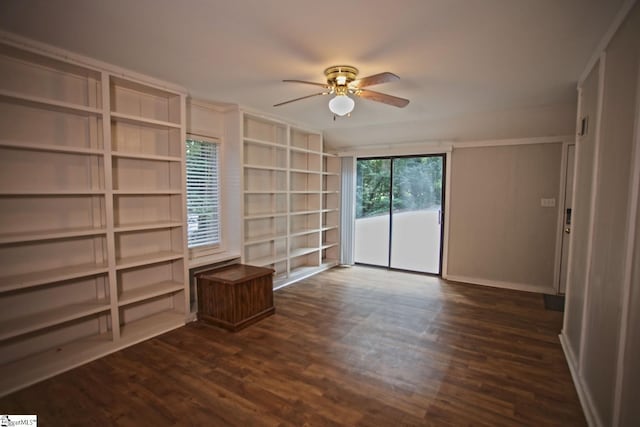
562;85;586;332
611;66;640;427
445;275;555;294
334;135;574;158
335;141;453;158
339;156;356;265
452;135;572;148
441;151;452;279
559;333;603;427
577;53;607;378
187;96;237;113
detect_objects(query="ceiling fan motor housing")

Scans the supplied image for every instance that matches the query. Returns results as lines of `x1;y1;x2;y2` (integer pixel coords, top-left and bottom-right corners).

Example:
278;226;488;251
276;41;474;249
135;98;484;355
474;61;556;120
324;65;359;86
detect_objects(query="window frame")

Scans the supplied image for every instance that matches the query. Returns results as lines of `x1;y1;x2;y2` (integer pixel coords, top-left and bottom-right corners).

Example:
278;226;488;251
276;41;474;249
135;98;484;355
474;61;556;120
185;133;222;260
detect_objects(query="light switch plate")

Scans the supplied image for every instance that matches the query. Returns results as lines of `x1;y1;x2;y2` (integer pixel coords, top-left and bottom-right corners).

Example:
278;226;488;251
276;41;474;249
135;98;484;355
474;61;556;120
541;198;556;208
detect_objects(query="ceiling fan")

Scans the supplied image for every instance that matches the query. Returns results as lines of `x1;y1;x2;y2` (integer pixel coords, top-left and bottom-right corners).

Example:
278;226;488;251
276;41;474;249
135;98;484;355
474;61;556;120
274;65;409;117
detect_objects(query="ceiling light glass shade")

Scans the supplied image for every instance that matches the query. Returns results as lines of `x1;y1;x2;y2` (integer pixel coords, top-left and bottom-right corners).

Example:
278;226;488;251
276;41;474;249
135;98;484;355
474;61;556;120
328;94;355;116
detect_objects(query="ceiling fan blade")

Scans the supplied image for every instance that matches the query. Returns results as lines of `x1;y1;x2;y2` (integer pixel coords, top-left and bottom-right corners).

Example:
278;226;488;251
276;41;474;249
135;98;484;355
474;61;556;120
283;79;331;89
350;72;399;88
356;89;409;108
273;92;330;107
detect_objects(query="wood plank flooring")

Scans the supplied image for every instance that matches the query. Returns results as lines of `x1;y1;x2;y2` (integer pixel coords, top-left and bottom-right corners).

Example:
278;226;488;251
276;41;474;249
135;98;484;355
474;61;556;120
0;266;585;426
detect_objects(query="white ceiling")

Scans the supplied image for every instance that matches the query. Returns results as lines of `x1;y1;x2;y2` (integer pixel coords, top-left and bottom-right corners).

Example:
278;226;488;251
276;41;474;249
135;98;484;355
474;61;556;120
0;0;623;149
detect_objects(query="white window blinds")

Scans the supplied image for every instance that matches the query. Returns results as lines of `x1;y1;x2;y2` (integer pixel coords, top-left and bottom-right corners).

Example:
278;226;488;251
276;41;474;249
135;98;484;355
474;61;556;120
186;136;220;249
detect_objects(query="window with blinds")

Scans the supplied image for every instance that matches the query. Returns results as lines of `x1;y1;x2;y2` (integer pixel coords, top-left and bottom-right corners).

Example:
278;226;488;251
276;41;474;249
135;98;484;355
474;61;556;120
186;135;220;253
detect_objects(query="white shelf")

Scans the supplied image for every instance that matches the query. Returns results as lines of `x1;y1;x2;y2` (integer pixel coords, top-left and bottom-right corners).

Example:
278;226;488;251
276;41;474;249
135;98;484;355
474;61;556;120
244;212;288;220
0;227;107;244
0;300;111;341
322;243;339;250
113;189;181;195
244;234;287;246
274;262;336;290
0;311;185;398
0;89;103;116
289;247;320;258
188;251;241;269
247;255;288;267
244;164;288;172
118;311;185;343
0;262;108;294
243;136;286;148
289;146;324;155
118;281;184;307
114;221;183;233
0;140;104;156
290;190;321;194
112;151;182;162
323;172;340;176
290;229;321;237
110;111;181;130
244;190;288;194
322;208;340;213
290;210;320;216
290;168;323;175
110;75;182;98
116;251;184;270
0;331;114;397
322;225;339;231
0;189;105;196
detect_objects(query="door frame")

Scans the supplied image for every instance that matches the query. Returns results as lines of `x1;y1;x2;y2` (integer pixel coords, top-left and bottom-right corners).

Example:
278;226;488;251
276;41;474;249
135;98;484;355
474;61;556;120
553;141;576;294
354;153;447;276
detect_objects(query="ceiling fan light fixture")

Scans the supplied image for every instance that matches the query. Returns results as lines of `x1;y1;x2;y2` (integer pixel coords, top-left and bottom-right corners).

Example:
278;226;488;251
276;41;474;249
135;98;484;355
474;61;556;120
276;65;409;112
328;94;355;116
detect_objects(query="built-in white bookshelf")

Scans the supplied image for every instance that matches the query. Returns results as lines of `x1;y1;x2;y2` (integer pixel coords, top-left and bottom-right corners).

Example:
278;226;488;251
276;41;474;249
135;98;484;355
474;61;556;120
0;36;188;396
241;114;340;288
109;73;188;343
322;155;341;265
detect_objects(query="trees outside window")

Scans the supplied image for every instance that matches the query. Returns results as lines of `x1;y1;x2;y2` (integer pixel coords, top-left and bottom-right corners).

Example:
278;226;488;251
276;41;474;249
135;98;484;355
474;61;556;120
356;157;442;218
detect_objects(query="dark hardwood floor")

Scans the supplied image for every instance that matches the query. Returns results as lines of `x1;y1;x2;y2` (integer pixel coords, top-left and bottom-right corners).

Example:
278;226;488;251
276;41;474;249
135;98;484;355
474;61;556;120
0;266;585;426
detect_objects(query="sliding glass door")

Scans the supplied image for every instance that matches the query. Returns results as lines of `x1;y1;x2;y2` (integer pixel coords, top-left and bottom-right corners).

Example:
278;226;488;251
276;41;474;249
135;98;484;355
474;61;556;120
354;158;391;266
355;155;444;274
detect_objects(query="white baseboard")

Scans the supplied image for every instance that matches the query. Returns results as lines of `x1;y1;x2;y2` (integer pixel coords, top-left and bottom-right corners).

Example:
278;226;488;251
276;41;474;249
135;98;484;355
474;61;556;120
444;274;555;294
559;332;602;427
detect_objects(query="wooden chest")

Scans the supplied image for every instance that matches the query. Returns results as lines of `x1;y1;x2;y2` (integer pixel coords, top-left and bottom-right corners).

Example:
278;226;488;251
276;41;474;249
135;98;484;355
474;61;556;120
195;264;275;331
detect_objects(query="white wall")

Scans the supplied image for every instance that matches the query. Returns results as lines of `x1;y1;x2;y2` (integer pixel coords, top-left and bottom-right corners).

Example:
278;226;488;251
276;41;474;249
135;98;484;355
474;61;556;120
326;103;577;150
561;2;640;426
446;142;563;292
